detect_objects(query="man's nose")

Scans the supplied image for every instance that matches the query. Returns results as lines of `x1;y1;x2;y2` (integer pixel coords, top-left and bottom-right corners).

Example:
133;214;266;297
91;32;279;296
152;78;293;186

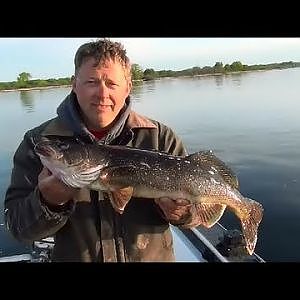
97;82;109;98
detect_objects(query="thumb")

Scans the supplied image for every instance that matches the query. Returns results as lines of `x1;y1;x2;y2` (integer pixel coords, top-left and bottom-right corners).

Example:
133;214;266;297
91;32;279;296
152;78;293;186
38;167;52;181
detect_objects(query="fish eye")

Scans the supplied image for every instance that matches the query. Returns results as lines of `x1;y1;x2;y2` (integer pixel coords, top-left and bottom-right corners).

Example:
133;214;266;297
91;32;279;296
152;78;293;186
57;142;69;151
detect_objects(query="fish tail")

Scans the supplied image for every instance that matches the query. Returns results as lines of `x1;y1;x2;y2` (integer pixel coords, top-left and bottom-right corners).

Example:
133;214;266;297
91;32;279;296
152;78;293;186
239;198;264;255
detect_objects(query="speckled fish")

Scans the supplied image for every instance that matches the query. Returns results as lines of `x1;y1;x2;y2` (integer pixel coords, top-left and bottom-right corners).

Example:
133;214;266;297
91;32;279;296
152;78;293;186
34;139;263;255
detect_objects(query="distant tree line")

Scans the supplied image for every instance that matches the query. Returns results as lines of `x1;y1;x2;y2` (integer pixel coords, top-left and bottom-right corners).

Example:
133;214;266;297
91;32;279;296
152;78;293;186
0;72;71;91
1;61;299;91
132;61;300;81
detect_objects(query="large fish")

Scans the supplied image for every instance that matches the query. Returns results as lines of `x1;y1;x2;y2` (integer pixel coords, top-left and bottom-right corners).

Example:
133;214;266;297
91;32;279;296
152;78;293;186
34;138;263;255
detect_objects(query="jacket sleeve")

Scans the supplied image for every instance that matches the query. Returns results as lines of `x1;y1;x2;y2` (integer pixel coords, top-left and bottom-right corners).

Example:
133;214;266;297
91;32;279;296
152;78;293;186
157;124;204;229
4;130;75;244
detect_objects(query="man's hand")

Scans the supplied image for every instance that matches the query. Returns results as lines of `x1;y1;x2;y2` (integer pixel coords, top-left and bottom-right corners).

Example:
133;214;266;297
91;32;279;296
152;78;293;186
155;197;192;223
38;167;79;206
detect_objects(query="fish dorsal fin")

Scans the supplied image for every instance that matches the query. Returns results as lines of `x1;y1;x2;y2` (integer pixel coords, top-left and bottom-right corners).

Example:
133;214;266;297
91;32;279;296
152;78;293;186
107;187;134;214
187;151;239;189
194;203;227;228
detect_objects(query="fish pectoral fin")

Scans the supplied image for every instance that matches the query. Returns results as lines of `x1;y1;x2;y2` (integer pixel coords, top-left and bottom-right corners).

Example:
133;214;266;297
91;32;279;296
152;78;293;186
187;151;239;189
107;186;134;214
195;203;227;228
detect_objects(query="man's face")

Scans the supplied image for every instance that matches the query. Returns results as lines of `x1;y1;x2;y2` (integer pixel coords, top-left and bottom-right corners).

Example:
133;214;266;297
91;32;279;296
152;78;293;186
72;58;132;130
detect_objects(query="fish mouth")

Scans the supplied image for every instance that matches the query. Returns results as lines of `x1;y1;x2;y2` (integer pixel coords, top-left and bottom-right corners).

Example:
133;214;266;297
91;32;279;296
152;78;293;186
34;143;62;160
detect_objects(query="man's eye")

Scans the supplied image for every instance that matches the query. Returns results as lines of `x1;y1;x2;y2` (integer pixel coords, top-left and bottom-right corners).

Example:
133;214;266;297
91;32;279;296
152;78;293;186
106;81;117;87
85;79;98;85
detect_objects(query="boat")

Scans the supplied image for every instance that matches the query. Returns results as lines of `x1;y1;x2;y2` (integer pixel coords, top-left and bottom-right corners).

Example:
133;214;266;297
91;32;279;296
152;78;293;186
0;222;264;262
172;223;264;262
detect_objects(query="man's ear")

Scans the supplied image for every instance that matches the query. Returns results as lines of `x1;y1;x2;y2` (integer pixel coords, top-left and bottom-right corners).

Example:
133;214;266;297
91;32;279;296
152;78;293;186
127;80;132;95
71;75;76;91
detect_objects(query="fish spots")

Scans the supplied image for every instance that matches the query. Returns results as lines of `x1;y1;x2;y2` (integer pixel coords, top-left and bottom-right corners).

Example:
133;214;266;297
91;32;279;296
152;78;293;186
184;160;191;164
211;166;217;172
140;162;150;168
208;170;214;175
210;178;220;185
100;172;108;180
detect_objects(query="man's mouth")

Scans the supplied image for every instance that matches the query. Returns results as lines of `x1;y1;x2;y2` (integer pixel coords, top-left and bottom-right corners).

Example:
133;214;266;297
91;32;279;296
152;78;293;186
95;104;113;112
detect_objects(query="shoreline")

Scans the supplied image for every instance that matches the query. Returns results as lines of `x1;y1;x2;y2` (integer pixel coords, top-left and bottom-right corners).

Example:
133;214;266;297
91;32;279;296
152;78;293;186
0;71;275;92
0;84;72;93
0;66;298;93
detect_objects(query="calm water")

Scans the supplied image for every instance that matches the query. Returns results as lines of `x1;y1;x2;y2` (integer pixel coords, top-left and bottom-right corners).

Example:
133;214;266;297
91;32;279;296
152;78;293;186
1;68;300;261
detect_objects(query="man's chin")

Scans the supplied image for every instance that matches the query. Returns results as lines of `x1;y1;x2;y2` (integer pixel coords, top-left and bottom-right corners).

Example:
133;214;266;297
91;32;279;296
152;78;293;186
95;115;116;129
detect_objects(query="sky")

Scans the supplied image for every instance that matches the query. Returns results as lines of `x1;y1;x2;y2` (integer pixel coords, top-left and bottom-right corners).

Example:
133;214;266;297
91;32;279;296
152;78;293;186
0;38;300;82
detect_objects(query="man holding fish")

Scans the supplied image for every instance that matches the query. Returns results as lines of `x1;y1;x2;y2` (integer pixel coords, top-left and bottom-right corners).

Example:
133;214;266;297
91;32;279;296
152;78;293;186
4;39;263;261
4;39;205;261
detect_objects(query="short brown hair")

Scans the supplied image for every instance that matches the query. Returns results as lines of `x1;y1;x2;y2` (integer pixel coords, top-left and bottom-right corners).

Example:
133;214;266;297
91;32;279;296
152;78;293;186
74;38;131;80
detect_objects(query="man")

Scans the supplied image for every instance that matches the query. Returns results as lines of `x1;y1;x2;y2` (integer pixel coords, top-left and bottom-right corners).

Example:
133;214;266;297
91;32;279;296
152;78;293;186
5;39;203;262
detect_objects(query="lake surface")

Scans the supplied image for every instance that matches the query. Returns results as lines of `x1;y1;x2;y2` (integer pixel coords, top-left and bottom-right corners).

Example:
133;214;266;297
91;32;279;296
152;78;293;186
1;68;300;261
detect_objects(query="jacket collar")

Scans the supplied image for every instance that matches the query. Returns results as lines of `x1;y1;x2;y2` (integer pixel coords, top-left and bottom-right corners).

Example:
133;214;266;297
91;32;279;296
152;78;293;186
41;91;157;141
127;111;157;129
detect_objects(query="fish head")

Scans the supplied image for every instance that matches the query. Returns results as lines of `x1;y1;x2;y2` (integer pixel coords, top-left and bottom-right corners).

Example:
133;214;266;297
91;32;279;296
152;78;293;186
34;138;105;188
34;138;93;177
35;139;87;166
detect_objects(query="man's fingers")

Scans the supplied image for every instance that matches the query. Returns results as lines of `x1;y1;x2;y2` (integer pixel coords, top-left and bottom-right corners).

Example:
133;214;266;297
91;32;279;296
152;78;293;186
156;197;175;209
157;197;191;207
174;199;191;206
173;207;190;216
38;167;52;181
155;197;192;221
167;213;181;221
